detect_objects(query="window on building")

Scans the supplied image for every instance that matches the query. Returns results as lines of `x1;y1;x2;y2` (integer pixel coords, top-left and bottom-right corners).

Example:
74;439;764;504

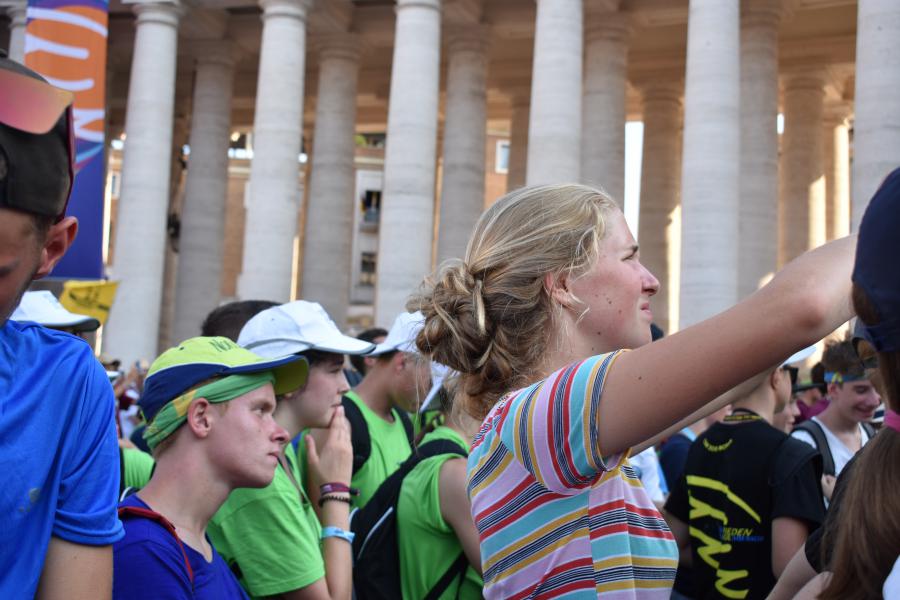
495;140;510;174
228;132;253;159
361;189;382;225
360;252;377;286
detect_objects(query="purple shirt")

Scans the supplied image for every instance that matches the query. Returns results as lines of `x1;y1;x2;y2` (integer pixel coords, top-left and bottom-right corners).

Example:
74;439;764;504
114;496;248;600
797;397;829;423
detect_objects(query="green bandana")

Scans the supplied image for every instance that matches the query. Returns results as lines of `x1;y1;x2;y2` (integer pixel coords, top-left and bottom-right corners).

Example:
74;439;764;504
143;371;275;451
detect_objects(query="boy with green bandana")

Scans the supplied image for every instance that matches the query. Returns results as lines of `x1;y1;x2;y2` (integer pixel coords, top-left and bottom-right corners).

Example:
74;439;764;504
208;300;373;600
112;336;308;599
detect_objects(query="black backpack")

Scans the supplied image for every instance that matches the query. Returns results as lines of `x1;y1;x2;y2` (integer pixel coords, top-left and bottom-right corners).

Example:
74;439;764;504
342;395;415;474
350;439;469;600
792;419;876;476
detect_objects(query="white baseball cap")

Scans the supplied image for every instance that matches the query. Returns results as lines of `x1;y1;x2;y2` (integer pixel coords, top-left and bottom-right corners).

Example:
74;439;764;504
370;311;425;355
237;300;375;357
12;290;100;332
420;362;452;413
783;345;816;366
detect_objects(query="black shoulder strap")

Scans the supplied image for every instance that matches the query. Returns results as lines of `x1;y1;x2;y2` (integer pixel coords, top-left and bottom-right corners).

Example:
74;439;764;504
424;552;469;600
793;420;835;477
118;447;126;497
396;409;415;449
342;395;371;474
118;506;195;588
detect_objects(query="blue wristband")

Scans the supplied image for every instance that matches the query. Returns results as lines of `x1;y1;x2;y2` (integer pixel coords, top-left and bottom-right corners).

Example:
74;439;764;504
321;526;355;544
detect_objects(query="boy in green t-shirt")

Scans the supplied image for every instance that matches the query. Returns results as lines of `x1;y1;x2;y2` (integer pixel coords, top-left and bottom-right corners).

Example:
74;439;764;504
309;311;433;509
207;301;375;599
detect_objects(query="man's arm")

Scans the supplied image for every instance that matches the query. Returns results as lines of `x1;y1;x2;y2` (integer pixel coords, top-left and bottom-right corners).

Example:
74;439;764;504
766;543;818;600
662;510;693;568
771;517;810;578
36;538;112;600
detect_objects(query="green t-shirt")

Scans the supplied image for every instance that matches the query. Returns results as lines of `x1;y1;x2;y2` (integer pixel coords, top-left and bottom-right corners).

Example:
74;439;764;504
121;446;154;489
345;390;413;509
207;444;323;598
397;426;483;600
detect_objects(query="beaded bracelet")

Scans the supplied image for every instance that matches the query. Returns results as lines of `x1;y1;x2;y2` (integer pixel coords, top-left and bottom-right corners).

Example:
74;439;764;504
318;494;352;508
321;526;355;544
320;482;359;496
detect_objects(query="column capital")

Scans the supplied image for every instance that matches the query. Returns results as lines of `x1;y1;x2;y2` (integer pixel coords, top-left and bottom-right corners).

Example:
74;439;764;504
506;84;531;107
781;67;827;92
639;79;683;104
259;0;313;22
129;1;183;27
584;10;630;43
823;101;851;126
185;39;239;67
5;2;26;24
396;0;441;12
740;0;782;29
314;33;362;62
445;24;490;55
584;0;621;15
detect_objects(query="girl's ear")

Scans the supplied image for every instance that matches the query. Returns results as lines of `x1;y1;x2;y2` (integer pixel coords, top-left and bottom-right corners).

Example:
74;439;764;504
186;397;214;439
545;272;575;308
769;369;781;391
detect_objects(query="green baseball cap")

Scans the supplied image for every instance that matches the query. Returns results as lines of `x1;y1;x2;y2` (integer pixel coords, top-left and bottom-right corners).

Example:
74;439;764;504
139;336;308;422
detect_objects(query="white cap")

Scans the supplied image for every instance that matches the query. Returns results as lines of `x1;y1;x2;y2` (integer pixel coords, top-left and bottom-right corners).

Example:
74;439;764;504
783;345;816;366
370;311;425;355
12;290;100;332
420;362;452;413
237;300;375;357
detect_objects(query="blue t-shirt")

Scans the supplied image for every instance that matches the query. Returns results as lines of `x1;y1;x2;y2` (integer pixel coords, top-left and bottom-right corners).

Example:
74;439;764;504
114;496;249;599
0;320;123;597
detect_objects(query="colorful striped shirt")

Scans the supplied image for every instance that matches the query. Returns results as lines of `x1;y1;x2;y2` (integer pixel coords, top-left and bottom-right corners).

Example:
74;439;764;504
467;352;678;599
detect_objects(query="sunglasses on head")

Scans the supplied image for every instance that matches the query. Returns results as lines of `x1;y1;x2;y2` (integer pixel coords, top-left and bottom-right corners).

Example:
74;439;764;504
781;365;799;388
0;66;75;219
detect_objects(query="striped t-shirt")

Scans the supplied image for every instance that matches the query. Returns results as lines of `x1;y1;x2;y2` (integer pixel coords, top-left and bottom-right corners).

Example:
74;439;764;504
467;352;678;598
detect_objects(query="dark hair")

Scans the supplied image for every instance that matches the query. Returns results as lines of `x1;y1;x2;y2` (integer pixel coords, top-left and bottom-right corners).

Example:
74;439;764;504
819;284;900;600
348;327;388;374
301;349;344;368
821;339;866;383
811;361;825;386
200;300;278;341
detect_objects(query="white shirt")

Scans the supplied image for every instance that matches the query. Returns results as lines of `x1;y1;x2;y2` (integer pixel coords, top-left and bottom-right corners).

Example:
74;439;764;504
628;447;666;503
791;416;873;477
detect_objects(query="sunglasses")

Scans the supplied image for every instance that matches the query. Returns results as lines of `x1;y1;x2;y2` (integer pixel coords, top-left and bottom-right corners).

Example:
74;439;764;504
0;67;76;219
781;365;799;388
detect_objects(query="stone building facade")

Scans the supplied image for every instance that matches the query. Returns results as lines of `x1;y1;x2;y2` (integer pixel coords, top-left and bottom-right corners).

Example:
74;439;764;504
3;0;898;365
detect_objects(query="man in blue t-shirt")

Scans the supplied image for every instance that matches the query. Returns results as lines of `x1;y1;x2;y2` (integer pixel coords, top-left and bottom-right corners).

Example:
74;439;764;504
0;57;124;597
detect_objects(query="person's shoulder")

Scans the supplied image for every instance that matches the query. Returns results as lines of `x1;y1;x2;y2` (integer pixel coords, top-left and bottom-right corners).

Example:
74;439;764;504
4;320;99;369
771;435;821;483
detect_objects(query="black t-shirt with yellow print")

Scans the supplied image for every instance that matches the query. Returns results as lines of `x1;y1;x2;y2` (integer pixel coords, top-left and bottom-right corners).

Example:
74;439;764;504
665;410;825;600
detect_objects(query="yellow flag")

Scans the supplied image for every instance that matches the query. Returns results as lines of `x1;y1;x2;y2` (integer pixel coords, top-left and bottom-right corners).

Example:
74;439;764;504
60;280;119;325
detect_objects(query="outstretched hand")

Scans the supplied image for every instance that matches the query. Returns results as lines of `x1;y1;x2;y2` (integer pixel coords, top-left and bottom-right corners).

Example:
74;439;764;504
305;406;353;487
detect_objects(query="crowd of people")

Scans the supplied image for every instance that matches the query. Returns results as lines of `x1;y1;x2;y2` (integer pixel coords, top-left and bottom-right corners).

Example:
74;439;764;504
2;53;899;600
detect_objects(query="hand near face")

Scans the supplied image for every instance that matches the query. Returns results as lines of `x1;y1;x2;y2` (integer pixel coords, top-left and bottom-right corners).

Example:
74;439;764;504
305;405;353;487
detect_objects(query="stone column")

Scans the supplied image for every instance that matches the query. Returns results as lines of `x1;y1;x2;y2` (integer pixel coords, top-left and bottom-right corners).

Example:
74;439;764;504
637;79;682;336
104;1;181;365
679;0;740;328
374;0;441;325
852;0;900;229
172;42;235;342
436;27;488;264
237;0;313;302
738;0;781;299
6;3;26;63
300;35;360;329
580;10;628;205
779;71;826;265
506;88;530;190
526;0;582;184
824;109;851;241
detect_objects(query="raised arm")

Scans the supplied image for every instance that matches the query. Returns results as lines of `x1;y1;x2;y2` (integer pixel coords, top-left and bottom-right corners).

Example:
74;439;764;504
600;235;856;457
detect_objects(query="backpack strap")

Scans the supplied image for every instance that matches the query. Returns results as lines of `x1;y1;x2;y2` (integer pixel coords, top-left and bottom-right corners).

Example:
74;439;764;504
118;447;126;497
793;420;835;477
396;409;415;450
118;506;195;588
861;421;876;440
342;395;371;475
423;552;469;600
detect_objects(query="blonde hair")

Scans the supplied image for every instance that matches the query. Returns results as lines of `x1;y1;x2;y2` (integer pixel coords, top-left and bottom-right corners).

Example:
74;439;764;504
409;184;617;418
